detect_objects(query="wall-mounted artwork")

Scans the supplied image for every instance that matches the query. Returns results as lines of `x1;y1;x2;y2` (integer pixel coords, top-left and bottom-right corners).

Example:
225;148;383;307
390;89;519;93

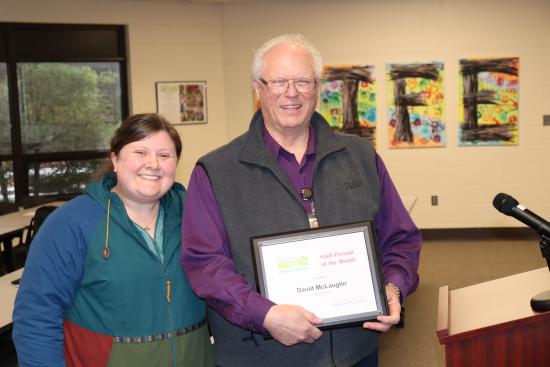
318;65;376;143
156;81;207;125
386;62;445;148
458;57;519;145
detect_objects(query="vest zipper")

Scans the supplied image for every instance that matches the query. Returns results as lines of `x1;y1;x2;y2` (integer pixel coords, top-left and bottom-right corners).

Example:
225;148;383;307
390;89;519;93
330;330;336;366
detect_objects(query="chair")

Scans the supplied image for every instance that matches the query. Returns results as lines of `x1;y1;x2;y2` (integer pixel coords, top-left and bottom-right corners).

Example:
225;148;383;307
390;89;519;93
9;205;57;279
23;205;58;250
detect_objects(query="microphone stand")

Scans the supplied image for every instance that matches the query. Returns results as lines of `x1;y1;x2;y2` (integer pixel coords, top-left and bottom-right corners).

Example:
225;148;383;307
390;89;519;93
530;234;550;311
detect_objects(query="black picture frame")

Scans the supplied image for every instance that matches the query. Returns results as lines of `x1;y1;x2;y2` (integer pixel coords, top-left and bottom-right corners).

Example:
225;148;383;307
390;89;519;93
251;221;388;329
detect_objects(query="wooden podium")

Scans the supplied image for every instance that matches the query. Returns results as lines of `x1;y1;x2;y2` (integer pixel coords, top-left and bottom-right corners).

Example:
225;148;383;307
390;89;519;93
437;267;550;367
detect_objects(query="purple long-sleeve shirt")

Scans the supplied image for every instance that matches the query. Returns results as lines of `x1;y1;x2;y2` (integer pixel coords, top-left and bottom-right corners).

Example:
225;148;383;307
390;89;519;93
181;126;421;334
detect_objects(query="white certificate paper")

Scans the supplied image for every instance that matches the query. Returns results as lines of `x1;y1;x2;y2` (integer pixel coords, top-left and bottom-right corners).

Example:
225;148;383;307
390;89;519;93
251;222;388;327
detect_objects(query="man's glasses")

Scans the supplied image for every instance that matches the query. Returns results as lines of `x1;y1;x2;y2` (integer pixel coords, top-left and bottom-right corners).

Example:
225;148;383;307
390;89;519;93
259;78;317;94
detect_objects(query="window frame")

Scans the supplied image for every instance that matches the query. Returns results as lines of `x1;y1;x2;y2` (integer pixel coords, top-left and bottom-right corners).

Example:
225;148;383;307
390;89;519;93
0;22;129;205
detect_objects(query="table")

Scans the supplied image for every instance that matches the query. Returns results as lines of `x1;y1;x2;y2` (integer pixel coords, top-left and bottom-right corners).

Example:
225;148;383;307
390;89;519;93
0;268;23;333
0;201;65;273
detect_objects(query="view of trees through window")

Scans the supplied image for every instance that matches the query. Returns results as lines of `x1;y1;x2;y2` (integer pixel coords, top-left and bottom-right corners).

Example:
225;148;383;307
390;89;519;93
1;23;128;205
19;63;121;153
28;159;106;198
0;63;15;202
0;63;10;154
17;63;122;201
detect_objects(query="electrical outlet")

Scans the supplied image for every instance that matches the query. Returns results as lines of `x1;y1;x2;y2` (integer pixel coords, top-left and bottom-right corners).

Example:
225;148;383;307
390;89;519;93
431;195;438;206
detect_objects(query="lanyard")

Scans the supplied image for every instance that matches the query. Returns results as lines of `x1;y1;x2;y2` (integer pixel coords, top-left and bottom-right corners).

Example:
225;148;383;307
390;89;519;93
301;187;319;228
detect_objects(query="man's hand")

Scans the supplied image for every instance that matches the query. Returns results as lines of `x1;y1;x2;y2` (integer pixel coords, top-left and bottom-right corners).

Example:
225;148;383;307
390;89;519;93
263;304;323;346
362;285;401;332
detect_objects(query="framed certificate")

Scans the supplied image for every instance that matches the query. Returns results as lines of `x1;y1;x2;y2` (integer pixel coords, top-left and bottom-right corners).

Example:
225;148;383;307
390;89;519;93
251;221;388;328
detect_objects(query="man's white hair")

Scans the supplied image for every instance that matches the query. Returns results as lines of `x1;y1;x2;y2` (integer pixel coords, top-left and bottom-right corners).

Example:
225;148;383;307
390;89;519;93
251;34;323;80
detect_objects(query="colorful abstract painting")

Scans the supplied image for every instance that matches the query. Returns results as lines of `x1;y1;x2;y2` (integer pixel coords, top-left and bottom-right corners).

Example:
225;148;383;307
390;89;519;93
458;57;519;145
386;61;445;148
319;65;376;143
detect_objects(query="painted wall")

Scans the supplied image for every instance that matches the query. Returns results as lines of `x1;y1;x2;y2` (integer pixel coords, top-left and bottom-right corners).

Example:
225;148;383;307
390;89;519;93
219;0;550;229
0;0;228;188
1;0;549;229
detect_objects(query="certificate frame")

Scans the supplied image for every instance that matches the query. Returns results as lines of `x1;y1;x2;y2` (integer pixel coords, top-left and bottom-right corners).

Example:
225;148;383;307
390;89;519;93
155;81;207;125
251;221;388;329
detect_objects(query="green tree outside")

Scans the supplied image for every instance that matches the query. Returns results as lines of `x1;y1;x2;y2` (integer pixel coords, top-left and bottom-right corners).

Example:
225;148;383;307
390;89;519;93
0;62;122;202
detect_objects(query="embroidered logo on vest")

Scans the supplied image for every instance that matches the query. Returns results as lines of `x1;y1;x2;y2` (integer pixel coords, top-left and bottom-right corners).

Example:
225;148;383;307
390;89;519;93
345;181;362;191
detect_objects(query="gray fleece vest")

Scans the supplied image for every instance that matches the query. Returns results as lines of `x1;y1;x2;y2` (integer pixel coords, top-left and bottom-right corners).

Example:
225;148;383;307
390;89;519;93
199;111;381;367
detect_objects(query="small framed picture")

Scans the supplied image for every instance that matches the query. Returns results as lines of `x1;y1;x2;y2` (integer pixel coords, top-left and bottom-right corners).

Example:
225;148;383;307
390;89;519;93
156;81;207;125
251;221;388;329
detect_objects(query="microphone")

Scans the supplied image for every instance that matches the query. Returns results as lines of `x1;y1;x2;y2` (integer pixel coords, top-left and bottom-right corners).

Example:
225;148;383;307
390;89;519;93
493;193;550;312
492;193;550;237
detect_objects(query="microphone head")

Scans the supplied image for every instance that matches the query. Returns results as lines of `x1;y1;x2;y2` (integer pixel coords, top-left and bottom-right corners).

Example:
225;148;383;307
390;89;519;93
493;193;519;215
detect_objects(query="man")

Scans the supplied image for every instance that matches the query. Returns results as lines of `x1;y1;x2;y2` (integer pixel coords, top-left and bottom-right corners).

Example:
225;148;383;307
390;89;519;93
181;34;421;367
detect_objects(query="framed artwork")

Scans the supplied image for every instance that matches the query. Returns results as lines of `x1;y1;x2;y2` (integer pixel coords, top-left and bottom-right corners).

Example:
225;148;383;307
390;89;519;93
386;61;446;148
319;65;376;144
156;81;207;125
458;57;519;146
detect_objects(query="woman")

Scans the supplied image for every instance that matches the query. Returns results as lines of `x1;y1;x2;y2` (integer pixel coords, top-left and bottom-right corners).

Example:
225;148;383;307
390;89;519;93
13;113;213;366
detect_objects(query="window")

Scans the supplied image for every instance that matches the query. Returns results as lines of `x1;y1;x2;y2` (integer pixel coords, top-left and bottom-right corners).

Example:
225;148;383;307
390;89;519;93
18;62;122;153
1;62;15;202
0;62;11;155
0;23;129;205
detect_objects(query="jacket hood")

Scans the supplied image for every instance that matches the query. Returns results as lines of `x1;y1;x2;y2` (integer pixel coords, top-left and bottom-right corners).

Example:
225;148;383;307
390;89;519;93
84;172;186;226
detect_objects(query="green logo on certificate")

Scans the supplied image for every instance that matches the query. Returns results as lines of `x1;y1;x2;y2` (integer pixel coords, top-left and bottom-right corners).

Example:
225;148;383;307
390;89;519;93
276;256;309;272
